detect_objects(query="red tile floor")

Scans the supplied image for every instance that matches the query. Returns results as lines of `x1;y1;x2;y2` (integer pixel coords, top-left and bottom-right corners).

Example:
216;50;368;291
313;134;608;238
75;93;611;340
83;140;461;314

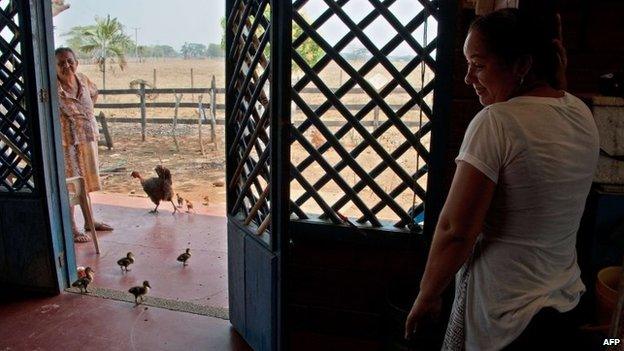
0;293;252;351
0;193;255;350
0;193;382;350
74;193;229;309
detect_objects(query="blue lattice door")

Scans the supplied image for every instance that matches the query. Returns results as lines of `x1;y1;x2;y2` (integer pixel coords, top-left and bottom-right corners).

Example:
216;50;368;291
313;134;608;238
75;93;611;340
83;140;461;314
0;0;73;293
225;0;291;350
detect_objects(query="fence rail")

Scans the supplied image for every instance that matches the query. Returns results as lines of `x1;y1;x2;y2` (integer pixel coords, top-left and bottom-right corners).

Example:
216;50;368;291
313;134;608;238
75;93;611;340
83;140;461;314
94;76;428;131
95;102;227;109
97;86;413;95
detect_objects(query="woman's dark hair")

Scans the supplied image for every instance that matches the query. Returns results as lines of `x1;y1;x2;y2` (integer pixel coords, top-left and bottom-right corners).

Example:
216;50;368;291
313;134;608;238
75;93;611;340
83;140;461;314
55;47;76;59
469;8;563;89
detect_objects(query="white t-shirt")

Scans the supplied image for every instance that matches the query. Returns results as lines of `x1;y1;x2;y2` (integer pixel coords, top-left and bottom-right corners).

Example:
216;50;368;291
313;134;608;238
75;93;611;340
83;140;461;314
454;92;599;350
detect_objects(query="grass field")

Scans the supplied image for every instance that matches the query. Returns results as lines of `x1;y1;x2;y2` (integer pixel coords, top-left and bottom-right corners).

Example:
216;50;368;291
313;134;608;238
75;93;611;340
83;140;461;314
81;58;431;224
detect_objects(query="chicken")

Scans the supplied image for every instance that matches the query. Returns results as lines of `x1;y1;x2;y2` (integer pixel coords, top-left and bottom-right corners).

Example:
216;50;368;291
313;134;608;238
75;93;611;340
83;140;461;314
131;165;179;214
177;248;191;266
72;267;95;293
117;252;135;272
186;199;195;213
176;193;184;208
129;280;151;306
310;130;325;149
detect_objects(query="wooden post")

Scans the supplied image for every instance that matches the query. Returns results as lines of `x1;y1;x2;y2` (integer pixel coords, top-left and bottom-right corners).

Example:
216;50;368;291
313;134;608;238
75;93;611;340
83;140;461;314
197;95;206;155
172;92;183;152
140;82;147;141
373;105;380;129
210;75;218;149
96;111;113;149
153;68;157;87
191;68;195;102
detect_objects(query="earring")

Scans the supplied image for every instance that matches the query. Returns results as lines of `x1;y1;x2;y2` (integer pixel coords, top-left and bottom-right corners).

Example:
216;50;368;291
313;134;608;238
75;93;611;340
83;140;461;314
519;75;525;86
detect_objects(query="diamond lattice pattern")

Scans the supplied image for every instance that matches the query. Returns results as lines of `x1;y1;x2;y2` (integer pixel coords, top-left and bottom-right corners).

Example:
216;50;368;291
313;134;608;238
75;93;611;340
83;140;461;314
227;0;274;235
0;0;35;193
290;0;438;228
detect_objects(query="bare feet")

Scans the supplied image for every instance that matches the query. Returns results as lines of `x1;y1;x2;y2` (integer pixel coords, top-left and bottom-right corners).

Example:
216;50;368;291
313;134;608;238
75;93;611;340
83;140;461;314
84;221;113;231
73;230;92;243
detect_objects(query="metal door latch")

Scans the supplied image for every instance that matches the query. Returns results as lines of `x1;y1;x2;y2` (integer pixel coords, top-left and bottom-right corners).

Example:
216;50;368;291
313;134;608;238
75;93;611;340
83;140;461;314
39;88;49;103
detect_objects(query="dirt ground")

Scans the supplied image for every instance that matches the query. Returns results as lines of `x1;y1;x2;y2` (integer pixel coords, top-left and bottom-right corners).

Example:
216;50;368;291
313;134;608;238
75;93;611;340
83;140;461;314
97;119;427;223
88;58;431;223
98;122;227;214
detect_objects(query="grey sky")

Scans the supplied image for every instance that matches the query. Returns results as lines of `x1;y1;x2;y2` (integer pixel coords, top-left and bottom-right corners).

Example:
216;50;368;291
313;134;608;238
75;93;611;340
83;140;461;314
52;0;435;55
53;0;226;50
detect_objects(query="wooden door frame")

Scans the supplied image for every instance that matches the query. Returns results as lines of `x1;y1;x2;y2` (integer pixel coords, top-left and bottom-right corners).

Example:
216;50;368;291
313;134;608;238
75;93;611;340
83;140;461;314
269;2;292;350
0;0;74;293
32;0;76;292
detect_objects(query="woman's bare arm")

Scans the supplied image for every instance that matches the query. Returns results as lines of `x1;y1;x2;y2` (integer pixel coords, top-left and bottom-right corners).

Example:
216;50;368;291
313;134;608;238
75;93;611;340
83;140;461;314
405;161;496;337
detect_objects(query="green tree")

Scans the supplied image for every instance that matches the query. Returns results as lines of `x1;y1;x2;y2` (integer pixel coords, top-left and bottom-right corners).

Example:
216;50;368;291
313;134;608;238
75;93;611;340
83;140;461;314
344;47;370;61
292;20;324;72
64;25;90;54
220;16;226;50
63;15;133;90
207;43;225;58
219;11;324;72
181;42;207;59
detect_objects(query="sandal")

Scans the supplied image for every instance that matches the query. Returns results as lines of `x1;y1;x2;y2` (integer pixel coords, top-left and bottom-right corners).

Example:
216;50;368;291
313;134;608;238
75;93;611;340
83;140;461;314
85;221;113;231
73;230;92;243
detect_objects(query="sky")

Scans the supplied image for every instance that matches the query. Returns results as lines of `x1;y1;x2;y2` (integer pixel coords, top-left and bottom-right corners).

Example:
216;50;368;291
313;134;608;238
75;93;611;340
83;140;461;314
53;0;226;50
52;0;435;56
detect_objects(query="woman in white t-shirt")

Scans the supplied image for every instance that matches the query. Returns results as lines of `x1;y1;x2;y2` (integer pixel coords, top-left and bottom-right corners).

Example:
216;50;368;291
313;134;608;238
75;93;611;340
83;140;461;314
404;9;599;350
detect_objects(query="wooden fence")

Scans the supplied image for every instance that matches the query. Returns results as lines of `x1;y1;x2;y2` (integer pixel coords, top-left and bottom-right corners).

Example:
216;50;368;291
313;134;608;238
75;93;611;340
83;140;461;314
94;75;428;137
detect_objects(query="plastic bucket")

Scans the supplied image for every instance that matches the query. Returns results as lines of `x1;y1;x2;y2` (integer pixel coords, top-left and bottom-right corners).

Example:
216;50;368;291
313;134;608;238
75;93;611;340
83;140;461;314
596;266;621;325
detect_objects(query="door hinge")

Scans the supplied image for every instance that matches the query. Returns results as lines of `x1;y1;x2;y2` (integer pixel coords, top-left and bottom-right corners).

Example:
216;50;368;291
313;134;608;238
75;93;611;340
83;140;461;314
58;251;65;268
39;88;49;103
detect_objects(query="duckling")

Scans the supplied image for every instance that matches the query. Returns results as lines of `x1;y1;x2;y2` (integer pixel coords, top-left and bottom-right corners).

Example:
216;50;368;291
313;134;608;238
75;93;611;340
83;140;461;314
117;252;135;272
202;195;210;207
72;267;95;293
176;193;184;208
177;248;191;266
129;280;151;305
186;199;195;213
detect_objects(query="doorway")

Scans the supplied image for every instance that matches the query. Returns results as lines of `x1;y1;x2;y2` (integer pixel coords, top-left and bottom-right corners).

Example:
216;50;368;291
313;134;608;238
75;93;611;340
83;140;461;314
52;0;230;318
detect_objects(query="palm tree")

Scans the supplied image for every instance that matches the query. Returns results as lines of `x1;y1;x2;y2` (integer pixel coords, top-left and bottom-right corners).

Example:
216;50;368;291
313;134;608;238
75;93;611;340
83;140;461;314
64;15;133;90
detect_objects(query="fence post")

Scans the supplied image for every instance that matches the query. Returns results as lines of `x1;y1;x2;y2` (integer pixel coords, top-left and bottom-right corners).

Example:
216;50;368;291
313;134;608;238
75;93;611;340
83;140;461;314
172;92;182;152
191;68;195;102
140;82;147;141
97;111;113;149
210;75;218;149
197;95;206;156
373;105;380;129
153;68;157;87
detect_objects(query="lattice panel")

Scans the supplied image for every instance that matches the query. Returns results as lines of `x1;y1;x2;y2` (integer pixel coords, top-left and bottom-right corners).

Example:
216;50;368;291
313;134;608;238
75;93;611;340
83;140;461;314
290;0;438;229
227;0;274;235
0;0;35;193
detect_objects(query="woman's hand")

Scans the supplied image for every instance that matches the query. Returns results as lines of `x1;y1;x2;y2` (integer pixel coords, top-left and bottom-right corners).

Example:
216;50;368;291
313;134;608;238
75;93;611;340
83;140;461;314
404;293;442;340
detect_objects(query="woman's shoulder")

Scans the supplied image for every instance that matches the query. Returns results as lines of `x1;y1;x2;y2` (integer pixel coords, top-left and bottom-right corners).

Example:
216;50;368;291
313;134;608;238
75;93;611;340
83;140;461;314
75;73;98;98
76;73;97;88
473;104;508;124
